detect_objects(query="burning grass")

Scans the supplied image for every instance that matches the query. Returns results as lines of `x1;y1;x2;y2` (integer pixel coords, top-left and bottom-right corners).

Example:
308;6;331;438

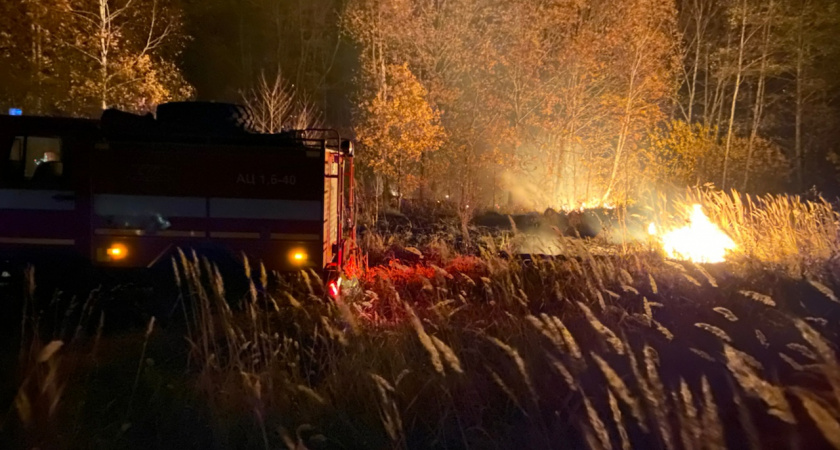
658;188;840;275
2;191;840;449
649;204;737;263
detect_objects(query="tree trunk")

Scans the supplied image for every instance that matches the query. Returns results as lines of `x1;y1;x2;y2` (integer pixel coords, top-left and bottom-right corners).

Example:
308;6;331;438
99;0;109;111
703;45;711;128
603;116;630;202
396;157;402;212
602;56;639;202
459;149;472;246
794;9;805;191
713;83;726;142
687;29;701;122
687;0;707;123
710;26;734;138
374;175;382;223
743;0;774;191
31;21;44;114
722;0;748;190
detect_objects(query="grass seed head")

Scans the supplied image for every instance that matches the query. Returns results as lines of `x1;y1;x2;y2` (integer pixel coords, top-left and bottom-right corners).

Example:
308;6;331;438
581;390;613;450
712;307;738;322
724;344;796;424
779;353;805;371
608;389;631;450
805;316;829;327
689;348;715;362
488;337;537;402
693;264;718;287
677;378;702;449
547;354;577;391
755;329;769;347
700;376;725;449
631;345;674;450
792;389;840;449
591;352;646;430
653;319;674;341
528;315;565;352
807;279;840;305
794;319;838;365
407;307;444;376
786;343;818;361
487;366;525;414
431;336;464;375
694;323;732;343
577;301;625;355
739;290;776;307
682;273;702;287
369;373;404;444
552;317;583;360
619;268;634;285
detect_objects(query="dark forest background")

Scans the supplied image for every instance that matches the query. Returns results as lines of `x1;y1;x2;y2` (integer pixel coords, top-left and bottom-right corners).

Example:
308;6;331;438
2;0;840;213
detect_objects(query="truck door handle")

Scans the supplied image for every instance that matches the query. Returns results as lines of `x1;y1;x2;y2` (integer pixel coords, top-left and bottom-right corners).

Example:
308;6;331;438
52;194;75;201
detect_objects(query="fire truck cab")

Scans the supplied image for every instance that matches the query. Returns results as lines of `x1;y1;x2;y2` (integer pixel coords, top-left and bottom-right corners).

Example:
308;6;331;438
0;103;354;283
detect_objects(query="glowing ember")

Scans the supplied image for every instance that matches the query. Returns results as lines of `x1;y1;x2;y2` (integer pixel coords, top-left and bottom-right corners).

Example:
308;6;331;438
649;204;736;263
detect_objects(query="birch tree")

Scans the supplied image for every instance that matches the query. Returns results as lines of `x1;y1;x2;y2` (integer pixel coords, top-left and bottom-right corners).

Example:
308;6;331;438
742;0;776;190
677;0;722;123
602;0;679;202
720;0;750;190
241;69;323;133
62;0;193;114
354;63;445;215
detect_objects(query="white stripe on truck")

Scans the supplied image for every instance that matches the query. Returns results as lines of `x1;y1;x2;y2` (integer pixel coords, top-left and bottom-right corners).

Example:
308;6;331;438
0;237;75;245
94;194;206;217
0;189;75;210
209;198;321;221
94;228;206;238
92;195;322;221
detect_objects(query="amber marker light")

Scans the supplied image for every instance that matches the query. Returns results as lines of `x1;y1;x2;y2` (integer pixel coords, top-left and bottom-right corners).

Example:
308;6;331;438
106;243;128;261
290;249;308;265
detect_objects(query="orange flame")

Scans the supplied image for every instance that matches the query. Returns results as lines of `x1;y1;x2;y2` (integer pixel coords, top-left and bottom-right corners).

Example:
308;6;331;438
649;204;736;263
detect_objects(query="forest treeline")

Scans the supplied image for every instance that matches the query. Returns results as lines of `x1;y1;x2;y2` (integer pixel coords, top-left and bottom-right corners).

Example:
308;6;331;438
1;0;839;211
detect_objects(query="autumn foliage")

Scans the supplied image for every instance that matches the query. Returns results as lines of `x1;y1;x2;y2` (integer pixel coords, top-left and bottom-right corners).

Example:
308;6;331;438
343;0;840;214
344;0;681;211
0;0;192;116
1;0;840;204
354;63;446;207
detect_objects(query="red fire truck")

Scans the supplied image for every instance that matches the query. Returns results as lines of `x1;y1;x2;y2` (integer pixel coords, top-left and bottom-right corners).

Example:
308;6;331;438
0;102;354;289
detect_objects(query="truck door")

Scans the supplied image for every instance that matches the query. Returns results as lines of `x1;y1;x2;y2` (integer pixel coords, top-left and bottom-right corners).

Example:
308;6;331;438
0;130;83;263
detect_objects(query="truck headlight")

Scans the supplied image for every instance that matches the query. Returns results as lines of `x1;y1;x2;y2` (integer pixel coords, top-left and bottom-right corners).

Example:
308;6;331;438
106;243;128;261
290;249;308;265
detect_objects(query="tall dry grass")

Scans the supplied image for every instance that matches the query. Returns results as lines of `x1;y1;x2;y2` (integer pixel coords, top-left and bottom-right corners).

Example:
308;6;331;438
159;220;840;449
3;190;839;449
664;188;840;275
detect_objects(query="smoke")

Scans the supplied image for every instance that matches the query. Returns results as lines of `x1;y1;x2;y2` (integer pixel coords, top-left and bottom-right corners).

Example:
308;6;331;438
496;139;611;212
498;170;555;212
